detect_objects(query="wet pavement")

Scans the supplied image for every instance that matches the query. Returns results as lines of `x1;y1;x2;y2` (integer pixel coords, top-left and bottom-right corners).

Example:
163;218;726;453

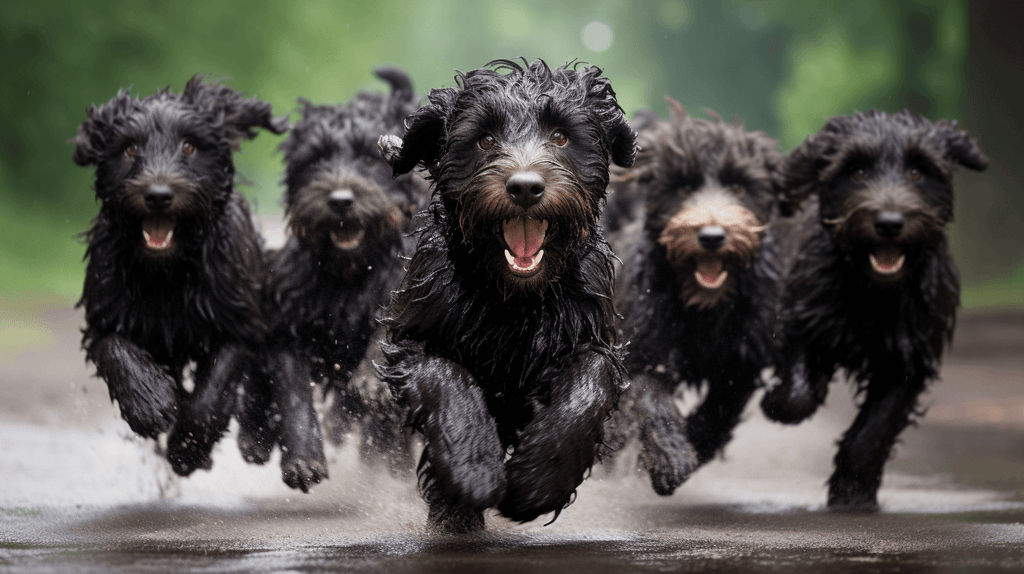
1;296;1023;572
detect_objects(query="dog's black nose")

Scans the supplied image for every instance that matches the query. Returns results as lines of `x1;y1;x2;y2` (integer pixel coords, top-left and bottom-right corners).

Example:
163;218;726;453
144;184;174;211
698;226;727;251
329;189;355;214
874;211;905;238
506;171;545;208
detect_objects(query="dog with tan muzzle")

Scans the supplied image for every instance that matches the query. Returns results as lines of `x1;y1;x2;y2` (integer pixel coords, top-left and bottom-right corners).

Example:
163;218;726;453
604;99;785;496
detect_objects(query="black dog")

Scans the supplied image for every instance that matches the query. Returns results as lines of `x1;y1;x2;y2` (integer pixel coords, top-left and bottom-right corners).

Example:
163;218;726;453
235;68;428;492
760;110;988;510
376;59;636;532
72;76;287;475
604;100;785;495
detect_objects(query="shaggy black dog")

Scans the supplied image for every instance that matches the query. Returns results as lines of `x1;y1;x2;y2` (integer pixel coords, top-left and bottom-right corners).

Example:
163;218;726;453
72;76;287;475
760;110;988;510
235;68;428;492
376;59;636;533
604;100;785;495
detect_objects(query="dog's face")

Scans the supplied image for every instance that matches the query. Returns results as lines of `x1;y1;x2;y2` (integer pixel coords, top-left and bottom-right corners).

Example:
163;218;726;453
623;100;782;308
280;68;425;261
380;59;636;296
785;110;988;283
73;76;288;260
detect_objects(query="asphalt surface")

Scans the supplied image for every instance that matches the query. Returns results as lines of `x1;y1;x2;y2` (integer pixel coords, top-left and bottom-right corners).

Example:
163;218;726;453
1;295;1023;573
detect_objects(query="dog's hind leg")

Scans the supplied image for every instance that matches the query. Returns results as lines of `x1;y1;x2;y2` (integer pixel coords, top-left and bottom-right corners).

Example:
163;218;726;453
166;343;248;476
634;373;698;496
827;373;928;511
398;354;506;532
271;350;329;493
498;350;619;522
685;373;758;467
92;334;178;439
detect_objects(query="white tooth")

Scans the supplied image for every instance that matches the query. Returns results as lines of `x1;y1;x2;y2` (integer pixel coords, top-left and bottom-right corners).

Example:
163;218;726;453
533;249;544;268
505;249;516;267
143;230;151;243
165;229;173;245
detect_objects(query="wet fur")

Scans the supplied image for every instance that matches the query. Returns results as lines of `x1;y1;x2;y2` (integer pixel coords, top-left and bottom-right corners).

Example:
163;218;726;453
761;110;988;510
378;59;636;532
73;76;287;475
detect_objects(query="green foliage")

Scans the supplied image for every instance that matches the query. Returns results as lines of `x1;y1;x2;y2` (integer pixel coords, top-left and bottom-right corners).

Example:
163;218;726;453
0;0;1016;307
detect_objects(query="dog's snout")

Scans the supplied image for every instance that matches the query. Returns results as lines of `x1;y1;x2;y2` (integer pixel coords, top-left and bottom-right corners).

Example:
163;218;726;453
329;189;355;214
874;211;905;238
144;184;174;211
506;171;545;208
697;226;727;251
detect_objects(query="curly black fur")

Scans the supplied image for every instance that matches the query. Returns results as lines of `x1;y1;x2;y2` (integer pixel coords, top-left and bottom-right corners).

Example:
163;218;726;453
72;75;288;476
603;101;785;495
235;68;429;492
761;109;988;510
377;59;636;533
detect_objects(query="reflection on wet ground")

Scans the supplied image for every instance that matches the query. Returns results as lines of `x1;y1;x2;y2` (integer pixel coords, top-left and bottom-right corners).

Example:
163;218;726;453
1;299;1023;572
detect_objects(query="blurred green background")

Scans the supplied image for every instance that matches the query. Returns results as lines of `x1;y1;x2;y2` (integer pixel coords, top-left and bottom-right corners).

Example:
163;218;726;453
1;0;1020;307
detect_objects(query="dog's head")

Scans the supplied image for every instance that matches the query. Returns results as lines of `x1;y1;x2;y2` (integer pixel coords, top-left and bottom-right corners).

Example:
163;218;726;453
72;75;288;259
280;67;426;263
784;109;988;283
380;58;636;295
621;100;783;308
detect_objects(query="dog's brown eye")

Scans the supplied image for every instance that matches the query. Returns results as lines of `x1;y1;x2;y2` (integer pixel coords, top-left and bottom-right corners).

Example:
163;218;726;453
125;144;138;158
181;141;195;156
478;135;495;150
852;168;866;182
908;168;921;181
550;130;568;147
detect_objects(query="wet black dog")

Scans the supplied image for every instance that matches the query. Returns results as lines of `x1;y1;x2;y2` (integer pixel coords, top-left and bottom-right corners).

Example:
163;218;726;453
72;76;287;475
760;110;988;510
376;59;636;532
604;100;785;495
235;68;428;492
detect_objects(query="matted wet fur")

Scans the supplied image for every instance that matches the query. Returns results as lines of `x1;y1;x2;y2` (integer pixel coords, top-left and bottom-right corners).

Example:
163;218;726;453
235;68;428;492
760;109;988;510
603;100;785;495
376;58;636;533
72;76;287;475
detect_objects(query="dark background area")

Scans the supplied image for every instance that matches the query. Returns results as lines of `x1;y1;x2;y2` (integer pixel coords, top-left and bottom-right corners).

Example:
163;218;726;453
0;0;1019;306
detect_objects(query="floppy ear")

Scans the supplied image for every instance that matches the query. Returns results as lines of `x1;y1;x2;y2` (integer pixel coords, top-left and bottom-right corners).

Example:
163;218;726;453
580;69;637;168
606;110;638;168
72;90;134;167
945;126;989;172
385;87;456;176
183;75;289;147
782;119;845;208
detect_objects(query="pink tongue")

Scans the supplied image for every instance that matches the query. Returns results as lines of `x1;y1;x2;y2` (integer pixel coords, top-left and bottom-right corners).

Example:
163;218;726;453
503;218;547;264
143;218;174;247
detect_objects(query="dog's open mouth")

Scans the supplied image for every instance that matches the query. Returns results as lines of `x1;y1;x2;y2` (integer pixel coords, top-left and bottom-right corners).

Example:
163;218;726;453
694;257;728;289
869;248;905;276
142;216;176;250
502;217;548;276
330;221;365;250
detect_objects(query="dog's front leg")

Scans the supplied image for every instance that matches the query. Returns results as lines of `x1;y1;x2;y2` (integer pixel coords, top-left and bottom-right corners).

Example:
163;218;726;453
166;342;247;476
270;350;328;492
91;334;178;439
828;372;928;511
498;349;619;522
684;373;758;467
760;351;832;424
398;353;505;533
635;372;698;496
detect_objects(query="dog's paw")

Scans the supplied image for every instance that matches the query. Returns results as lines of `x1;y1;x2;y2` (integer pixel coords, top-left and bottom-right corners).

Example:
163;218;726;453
760;380;820;424
281;455;329;493
827;476;880;512
236;423;275;465
639;438;698;496
498;448;583;523
165;433;214;476
112;371;178;440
